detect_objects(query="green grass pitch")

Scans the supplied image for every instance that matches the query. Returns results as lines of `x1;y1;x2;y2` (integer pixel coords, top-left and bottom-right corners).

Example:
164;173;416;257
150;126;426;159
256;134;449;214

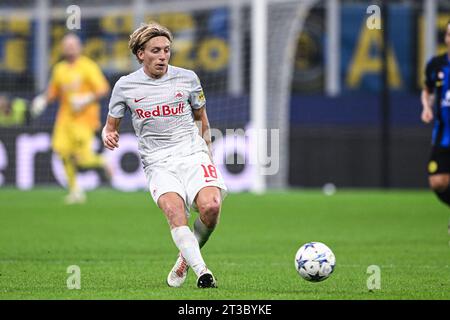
0;188;449;300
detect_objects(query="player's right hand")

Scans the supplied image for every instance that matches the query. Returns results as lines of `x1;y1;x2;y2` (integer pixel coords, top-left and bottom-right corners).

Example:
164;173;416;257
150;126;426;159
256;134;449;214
102;129;120;150
30;94;47;118
421;108;433;124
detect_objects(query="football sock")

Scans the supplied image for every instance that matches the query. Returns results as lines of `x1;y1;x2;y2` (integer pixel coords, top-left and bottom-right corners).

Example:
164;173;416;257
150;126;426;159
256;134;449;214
62;155;77;193
171;226;207;277
194;217;215;248
434;186;450;207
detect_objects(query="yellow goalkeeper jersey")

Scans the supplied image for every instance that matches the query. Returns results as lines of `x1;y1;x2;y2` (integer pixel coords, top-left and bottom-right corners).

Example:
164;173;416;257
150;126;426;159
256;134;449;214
48;55;109;131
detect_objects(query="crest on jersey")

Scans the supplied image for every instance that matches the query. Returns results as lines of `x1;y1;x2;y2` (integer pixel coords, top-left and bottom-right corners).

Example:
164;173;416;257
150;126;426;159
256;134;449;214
438;71;444;80
198;90;205;103
175;91;184;100
428;161;438;174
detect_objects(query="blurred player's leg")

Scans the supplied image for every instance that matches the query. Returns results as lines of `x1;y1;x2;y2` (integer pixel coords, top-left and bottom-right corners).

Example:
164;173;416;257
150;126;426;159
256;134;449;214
74;127;113;184
62;156;77;192
429;174;450;234
52;124;85;204
61;155;85;204
77;152;112;183
430;174;450;205
433;186;450;206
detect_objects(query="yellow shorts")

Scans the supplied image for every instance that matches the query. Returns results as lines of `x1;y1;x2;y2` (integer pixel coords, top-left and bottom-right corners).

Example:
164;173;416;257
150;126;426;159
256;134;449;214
52;122;98;163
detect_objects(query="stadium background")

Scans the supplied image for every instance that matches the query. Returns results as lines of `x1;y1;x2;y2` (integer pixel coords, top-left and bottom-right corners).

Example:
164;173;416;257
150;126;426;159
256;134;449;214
1;0;449;192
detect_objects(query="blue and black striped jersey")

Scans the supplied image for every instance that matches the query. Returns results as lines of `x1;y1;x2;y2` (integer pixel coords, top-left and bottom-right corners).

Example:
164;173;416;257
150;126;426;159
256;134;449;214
425;53;450;147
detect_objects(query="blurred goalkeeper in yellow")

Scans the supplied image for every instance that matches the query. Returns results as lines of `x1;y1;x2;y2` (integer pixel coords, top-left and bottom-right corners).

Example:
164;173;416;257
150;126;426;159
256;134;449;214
31;33;111;204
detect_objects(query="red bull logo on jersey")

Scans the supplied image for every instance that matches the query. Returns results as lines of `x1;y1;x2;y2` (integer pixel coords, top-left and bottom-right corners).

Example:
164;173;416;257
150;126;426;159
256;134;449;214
135;103;185;119
175;91;184;100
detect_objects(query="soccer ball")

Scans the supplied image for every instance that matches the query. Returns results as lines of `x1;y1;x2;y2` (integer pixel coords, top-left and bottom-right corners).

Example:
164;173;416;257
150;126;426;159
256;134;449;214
294;242;336;282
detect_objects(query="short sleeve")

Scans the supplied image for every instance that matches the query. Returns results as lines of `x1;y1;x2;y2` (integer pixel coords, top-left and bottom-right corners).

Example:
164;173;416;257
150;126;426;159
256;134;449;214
424;58;435;93
108;78;127;118
189;72;206;110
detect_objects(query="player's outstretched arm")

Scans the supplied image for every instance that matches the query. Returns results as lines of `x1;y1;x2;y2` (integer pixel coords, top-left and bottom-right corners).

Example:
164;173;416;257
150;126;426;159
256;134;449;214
102;115;121;150
31;67;60;118
421;88;434;124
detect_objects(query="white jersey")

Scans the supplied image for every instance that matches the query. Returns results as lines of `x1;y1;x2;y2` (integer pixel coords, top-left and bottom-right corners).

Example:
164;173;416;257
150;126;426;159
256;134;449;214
108;65;208;168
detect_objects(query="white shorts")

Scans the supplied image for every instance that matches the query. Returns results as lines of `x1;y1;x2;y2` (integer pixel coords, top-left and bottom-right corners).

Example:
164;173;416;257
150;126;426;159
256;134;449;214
145;152;228;213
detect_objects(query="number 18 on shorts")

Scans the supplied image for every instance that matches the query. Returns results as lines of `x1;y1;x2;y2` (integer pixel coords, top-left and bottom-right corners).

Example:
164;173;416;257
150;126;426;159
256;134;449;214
146;152;227;210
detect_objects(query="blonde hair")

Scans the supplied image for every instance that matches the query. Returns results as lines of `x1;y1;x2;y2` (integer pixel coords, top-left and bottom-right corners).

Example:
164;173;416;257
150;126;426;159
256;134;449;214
128;22;173;64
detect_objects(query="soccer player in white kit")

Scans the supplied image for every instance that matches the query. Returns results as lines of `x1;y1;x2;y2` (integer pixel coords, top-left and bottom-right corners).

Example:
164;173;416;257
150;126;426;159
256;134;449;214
102;22;227;288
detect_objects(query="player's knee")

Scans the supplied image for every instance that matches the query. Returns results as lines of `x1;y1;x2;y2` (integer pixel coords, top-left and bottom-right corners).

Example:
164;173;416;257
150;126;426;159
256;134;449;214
163;203;183;219
198;199;221;228
160;201;186;227
429;175;450;192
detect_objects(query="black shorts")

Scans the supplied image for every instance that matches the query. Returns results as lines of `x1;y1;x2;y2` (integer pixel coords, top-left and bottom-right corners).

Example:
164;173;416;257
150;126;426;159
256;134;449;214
428;146;450;175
